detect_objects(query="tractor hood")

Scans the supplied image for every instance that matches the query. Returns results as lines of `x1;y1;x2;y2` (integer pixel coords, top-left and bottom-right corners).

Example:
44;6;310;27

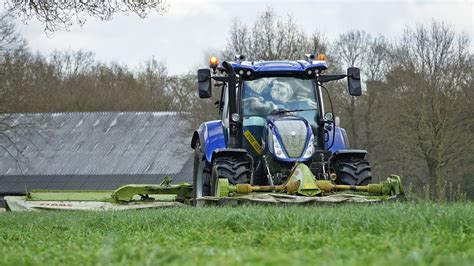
265;116;314;162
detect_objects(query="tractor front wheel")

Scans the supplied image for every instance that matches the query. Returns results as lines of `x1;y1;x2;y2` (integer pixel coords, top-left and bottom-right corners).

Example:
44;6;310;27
209;157;252;196
210;164;220;197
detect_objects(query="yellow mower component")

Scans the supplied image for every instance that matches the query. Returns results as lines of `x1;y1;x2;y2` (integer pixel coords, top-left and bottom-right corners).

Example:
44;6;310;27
216;163;404;198
315;175;404;196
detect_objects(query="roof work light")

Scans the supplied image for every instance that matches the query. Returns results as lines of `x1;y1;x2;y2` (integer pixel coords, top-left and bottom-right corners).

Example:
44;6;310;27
209;56;219;70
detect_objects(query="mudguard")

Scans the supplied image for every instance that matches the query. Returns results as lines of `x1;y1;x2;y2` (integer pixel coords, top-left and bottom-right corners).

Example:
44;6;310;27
191;120;227;163
211;148;250;164
325;126;349;153
329;149;368;162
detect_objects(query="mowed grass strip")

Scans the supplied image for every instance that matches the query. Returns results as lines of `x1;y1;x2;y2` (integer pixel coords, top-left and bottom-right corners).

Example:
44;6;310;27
0;202;472;266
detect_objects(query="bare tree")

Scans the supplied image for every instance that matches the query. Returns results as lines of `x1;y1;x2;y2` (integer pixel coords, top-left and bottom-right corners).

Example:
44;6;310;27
223;8;314;61
5;0;168;34
0;12;27;56
166;73;219;131
0;12;29;112
222;19;252;60
332;30;372;148
137;58;170;110
50;50;95;77
357;36;391;171
389;21;473;201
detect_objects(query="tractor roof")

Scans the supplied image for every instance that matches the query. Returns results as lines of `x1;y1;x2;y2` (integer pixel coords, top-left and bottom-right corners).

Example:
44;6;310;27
227;60;328;79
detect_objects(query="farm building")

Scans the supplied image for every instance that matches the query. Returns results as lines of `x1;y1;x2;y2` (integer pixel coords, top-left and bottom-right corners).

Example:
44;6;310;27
0;112;194;205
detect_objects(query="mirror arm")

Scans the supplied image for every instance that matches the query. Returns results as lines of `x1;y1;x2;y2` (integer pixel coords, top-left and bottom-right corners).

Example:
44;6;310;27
318;74;347;83
212;76;230;82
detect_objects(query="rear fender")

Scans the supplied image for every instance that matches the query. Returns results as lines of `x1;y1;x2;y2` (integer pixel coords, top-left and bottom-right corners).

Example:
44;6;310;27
211;148;254;180
211;149;253;165
191;120;227;163
329;149;368;163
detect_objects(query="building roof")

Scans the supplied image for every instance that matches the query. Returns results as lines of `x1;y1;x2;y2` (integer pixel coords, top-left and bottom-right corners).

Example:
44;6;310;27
0;173;192;195
0;112;194;195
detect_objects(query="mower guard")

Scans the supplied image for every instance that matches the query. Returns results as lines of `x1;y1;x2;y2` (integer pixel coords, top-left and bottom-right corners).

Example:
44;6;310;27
4;181;192;212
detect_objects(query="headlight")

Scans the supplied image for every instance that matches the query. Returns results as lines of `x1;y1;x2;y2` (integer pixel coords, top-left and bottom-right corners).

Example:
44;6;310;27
302;134;314;159
272;134;287;159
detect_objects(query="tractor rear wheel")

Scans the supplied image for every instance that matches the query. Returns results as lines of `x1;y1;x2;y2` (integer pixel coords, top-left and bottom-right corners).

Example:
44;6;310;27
333;159;372;186
192;141;211;201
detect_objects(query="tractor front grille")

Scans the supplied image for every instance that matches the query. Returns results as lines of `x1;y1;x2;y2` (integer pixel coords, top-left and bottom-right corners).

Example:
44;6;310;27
273;120;308;158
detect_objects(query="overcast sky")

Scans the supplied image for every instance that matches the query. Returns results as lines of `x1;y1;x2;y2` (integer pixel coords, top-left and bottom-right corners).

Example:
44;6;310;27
3;0;473;74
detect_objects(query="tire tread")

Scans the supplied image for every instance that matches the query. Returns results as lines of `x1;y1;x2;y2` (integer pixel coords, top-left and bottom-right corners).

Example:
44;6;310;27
334;159;372;186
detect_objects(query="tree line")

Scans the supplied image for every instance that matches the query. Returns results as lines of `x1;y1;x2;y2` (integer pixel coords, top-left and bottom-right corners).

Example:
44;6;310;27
0;10;472;200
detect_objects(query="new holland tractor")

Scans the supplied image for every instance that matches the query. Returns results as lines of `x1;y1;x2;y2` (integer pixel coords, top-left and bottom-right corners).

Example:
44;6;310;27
192;54;403;202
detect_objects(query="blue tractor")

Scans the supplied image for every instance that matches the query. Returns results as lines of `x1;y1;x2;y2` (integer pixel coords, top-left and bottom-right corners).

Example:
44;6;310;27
191;54;372;199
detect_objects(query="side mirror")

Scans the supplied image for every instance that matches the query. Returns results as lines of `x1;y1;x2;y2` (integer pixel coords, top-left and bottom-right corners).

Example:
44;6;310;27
197;68;212;98
347;67;362;96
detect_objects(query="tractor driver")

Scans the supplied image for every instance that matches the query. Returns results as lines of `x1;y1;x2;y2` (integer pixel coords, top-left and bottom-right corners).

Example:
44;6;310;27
243;77;298;117
243;77;319;135
242;79;279;117
243;77;317;116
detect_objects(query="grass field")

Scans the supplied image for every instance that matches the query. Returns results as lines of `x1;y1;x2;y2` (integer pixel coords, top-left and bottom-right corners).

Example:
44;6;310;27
0;202;472;266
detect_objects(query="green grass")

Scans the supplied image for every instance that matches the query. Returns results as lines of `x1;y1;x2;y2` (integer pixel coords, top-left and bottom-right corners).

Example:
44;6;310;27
0;203;473;266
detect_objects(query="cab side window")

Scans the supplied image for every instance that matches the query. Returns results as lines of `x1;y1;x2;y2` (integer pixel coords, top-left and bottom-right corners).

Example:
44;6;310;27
221;85;229;127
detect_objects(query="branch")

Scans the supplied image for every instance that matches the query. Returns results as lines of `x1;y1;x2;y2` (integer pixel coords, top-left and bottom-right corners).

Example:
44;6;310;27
6;0;168;34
